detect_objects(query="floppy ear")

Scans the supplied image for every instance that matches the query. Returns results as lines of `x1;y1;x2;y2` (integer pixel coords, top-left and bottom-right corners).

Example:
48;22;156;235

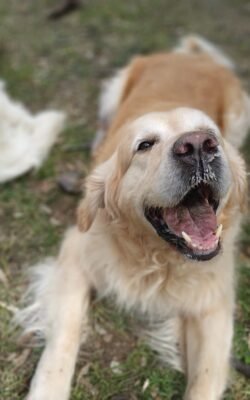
225;141;248;213
77;142;133;232
77;163;107;232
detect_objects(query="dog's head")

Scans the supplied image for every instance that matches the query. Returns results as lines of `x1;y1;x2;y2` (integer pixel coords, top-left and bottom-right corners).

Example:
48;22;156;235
78;108;247;262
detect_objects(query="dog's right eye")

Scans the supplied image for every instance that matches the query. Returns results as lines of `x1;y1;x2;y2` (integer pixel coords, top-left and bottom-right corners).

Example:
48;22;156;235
137;139;156;152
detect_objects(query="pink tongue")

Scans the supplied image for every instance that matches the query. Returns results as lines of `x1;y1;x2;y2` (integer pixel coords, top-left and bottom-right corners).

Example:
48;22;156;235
163;199;217;248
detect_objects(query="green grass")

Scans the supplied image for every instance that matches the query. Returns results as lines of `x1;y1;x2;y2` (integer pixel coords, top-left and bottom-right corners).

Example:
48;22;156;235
0;0;250;399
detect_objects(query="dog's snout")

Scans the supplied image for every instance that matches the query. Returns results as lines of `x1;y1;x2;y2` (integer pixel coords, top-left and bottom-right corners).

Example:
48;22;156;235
173;131;218;165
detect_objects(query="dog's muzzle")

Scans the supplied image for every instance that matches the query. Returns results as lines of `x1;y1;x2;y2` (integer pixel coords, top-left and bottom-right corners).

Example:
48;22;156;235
144;130;226;261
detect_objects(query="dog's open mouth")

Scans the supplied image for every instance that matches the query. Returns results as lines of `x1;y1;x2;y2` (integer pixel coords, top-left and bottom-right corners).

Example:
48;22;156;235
145;183;222;261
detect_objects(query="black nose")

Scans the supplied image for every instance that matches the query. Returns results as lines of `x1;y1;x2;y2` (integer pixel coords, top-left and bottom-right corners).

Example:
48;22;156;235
173;131;219;165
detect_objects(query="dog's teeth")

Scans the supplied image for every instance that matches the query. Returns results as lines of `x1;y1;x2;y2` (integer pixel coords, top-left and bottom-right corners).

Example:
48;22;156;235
182;231;192;244
215;224;223;239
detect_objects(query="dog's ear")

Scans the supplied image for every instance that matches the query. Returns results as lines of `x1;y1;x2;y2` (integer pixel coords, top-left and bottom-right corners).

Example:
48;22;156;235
232;155;248;213
77;143;133;232
77;162;107;232
225;142;248;213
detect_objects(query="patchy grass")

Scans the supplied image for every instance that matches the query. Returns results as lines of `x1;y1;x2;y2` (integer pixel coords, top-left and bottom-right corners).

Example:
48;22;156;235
0;0;250;399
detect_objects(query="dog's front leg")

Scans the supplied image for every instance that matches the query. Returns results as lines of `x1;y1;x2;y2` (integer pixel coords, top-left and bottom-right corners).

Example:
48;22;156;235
26;229;90;400
184;304;233;400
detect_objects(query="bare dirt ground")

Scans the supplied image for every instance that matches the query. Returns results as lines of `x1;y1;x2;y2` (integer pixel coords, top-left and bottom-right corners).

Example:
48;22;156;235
0;1;250;399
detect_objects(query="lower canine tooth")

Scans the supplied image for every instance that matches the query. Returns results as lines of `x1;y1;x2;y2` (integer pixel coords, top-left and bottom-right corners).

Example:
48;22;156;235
182;231;192;244
215;224;223;239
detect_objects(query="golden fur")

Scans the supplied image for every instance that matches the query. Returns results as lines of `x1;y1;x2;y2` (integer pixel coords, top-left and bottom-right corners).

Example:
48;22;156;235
16;36;249;400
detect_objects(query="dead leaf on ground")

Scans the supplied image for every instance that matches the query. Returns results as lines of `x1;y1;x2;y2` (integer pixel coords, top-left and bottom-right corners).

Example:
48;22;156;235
9;348;32;370
0;268;8;286
0;301;18;314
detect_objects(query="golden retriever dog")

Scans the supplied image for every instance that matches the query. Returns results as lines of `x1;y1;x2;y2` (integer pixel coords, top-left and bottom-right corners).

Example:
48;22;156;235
16;35;250;400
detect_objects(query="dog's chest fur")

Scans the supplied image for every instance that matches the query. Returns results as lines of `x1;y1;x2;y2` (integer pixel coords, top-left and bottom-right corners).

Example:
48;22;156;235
83;216;234;319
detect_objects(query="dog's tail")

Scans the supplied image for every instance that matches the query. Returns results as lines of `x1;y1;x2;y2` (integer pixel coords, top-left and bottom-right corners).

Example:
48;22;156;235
174;34;234;70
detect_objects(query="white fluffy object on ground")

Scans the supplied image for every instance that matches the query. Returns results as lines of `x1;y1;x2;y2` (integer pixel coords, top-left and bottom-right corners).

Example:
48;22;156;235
0;81;66;183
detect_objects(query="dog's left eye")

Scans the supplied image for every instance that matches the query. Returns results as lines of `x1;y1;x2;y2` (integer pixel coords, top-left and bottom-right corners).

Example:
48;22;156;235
137;139;156;152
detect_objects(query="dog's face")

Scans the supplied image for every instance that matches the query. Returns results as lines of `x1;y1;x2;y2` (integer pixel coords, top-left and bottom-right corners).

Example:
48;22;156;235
78;108;246;262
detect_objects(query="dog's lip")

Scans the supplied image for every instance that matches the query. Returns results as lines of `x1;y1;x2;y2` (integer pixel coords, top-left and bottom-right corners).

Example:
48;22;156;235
144;183;221;261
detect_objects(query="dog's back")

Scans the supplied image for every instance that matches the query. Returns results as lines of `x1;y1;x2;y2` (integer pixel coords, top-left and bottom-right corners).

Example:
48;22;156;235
94;35;250;163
